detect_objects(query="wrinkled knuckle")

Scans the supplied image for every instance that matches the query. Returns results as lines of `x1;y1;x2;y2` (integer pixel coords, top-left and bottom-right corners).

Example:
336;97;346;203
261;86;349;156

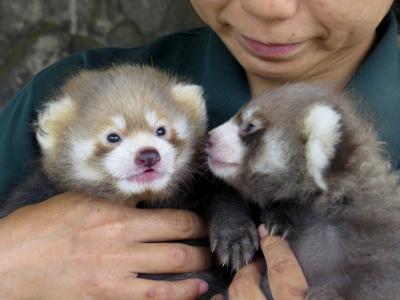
82;278;114;295
170;245;189;270
147;284;173;300
106;220;126;237
169;210;195;236
180;282;198;299
268;257;294;276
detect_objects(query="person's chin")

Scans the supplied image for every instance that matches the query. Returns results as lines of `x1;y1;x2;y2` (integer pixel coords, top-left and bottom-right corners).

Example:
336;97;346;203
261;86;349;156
241;47;318;80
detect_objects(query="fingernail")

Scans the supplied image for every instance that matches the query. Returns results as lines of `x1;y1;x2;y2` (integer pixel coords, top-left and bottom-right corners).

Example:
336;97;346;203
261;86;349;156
198;280;209;295
258;224;268;238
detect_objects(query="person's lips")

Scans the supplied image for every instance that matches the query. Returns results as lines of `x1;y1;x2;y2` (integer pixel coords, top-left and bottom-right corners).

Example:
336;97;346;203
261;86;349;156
239;35;304;59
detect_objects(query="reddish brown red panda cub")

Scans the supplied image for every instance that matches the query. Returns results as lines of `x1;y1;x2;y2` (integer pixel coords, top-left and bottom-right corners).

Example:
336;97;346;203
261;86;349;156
1;65;207;214
2;64;237;299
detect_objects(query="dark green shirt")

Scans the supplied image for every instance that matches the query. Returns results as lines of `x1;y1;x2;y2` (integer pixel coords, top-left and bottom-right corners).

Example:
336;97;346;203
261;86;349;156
0;12;399;202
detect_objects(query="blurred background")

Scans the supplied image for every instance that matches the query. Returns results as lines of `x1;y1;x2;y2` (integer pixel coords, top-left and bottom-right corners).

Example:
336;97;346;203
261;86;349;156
0;0;203;108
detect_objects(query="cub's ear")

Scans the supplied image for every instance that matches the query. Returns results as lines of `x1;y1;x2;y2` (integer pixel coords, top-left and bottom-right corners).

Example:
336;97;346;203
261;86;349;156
171;83;207;126
36;95;76;158
303;104;342;191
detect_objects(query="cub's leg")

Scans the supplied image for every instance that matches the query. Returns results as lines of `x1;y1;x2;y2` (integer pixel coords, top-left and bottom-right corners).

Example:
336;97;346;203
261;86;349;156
207;189;258;271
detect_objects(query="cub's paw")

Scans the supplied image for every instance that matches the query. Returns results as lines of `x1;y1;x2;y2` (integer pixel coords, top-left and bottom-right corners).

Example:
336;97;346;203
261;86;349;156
210;221;258;271
262;209;292;239
306;286;344;300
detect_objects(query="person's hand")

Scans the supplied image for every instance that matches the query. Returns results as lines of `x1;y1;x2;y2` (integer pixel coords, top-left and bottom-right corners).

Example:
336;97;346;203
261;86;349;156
211;224;308;300
0;192;211;300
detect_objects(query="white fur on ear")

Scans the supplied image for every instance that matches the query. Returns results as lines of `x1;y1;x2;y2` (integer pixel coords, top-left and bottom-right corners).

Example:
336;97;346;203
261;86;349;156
171;83;207;124
36;95;76;155
303;104;342;191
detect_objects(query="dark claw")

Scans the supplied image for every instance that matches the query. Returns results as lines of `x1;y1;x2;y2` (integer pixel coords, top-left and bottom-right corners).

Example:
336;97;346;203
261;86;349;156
210;221;259;270
262;209;293;238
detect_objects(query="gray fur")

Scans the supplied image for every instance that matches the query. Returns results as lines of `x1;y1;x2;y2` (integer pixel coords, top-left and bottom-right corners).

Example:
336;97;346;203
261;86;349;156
0;168;60;218
207;187;259;271
208;84;400;299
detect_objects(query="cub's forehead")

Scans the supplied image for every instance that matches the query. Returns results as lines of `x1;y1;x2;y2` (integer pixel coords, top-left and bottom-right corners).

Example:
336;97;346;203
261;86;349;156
107;111;175;128
111;115;126;131
235;103;268;124
145;110;191;140
144;111;159;127
239;106;259;121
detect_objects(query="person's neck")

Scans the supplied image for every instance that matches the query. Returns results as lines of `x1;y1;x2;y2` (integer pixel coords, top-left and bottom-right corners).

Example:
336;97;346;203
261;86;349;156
246;35;376;98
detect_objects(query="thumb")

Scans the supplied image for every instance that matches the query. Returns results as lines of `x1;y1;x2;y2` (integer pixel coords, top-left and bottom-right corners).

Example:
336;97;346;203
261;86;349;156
258;224;308;300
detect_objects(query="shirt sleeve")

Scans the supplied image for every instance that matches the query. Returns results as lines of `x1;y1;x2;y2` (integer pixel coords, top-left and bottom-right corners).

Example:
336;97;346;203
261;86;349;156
0;80;41;201
0;52;86;201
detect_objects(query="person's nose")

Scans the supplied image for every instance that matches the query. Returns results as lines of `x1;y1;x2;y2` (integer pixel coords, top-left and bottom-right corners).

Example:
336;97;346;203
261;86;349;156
241;0;299;20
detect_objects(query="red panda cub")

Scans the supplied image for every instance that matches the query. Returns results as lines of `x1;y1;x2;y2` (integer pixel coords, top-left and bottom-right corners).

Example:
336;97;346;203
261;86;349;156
1;65;233;299
206;84;400;300
1;65;207;214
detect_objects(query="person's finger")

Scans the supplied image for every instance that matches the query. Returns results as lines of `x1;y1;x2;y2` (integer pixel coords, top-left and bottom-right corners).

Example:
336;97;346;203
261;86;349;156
127;243;212;273
114;277;209;300
234;260;264;283
259;224;308;300
126;208;208;241
228;261;267;300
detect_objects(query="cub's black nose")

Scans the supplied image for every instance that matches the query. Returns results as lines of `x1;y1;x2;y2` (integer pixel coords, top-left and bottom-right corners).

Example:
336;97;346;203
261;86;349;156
135;148;161;167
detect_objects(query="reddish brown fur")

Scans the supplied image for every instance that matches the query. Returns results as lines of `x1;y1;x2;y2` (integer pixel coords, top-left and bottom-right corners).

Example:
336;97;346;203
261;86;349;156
37;64;207;206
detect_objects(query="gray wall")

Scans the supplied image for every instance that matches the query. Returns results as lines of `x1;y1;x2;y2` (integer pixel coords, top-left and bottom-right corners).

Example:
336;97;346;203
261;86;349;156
0;0;203;107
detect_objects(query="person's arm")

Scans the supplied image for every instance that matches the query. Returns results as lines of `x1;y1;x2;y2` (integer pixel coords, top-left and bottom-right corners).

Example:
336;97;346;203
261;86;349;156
0;192;211;300
211;224;308;300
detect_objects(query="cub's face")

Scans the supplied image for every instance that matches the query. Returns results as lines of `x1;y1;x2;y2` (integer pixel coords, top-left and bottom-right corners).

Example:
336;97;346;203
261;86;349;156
207;85;345;200
69;108;195;196
36;66;207;201
207;103;295;189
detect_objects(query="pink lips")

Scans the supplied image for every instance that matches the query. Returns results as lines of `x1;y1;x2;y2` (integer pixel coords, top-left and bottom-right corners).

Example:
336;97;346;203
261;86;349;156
126;169;163;183
240;35;303;59
208;158;240;169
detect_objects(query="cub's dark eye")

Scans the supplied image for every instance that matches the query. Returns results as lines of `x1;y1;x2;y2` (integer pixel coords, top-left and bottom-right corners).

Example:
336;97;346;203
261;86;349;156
243;123;256;134
107;133;122;143
156;126;166;137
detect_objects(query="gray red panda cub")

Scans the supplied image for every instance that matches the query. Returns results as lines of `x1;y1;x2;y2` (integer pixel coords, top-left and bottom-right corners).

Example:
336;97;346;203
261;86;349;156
207;84;400;300
1;65;207;215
